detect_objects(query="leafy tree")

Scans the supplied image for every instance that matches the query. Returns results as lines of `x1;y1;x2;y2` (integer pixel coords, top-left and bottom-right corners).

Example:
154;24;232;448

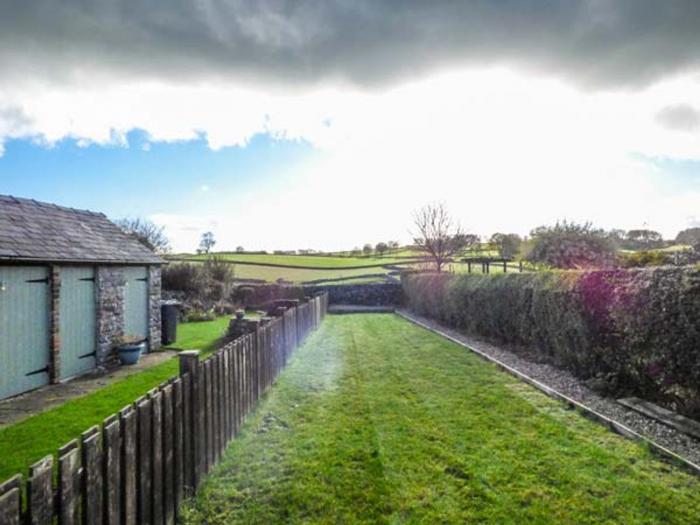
490;233;521;259
236;246;245;253
412;203;467;272
676;227;700;246
199;231;216;254
375;242;389;257
624;229;664;250
461;234;481;247
526;221;616;269
362;243;373;256
388;240;400;253
115;217;170;254
606;229;627;249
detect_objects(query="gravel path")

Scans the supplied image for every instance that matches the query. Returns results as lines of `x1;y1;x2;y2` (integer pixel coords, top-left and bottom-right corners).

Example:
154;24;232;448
397;309;700;467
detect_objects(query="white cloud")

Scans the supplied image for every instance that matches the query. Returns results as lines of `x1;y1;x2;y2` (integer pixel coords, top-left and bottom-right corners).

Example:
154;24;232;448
2;68;700;250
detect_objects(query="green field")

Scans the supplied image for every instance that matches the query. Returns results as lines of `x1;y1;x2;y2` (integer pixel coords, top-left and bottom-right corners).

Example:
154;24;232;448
168;251;417;283
230;264;395;283
182;314;700;524
177;252;417;268
0;317;229;483
170;249;525;283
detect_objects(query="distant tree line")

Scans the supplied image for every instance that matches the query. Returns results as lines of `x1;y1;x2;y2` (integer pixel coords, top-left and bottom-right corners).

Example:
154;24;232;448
117;213;700;272
409;203;700;271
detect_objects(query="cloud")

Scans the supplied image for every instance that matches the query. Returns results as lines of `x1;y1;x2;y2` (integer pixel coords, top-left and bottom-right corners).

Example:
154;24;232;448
2;2;700;250
0;105;34;153
655;104;700;132
99;70;699;252
2;1;700;90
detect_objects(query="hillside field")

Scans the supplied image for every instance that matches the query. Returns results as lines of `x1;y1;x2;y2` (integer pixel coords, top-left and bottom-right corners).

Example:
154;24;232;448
167;248;514;283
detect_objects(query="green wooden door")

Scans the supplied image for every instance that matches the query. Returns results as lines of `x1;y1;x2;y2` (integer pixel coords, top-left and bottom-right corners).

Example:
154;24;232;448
59;266;96;379
123;266;149;351
0;266;51;399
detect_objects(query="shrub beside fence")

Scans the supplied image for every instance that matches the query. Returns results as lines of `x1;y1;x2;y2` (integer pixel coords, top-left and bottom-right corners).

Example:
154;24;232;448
0;293;328;525
402;268;700;418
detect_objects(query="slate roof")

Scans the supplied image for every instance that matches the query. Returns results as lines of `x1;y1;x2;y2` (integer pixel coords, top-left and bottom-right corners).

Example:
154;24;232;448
0;195;164;264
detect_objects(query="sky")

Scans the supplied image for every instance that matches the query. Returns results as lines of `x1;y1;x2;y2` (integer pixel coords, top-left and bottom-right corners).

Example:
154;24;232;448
1;1;700;252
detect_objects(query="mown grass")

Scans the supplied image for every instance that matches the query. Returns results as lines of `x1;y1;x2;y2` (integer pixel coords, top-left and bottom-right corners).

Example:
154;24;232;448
182;314;700;524
0;316;229;483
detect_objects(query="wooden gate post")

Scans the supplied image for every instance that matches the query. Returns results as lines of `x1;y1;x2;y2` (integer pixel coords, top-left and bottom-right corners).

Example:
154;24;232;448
178;350;201;491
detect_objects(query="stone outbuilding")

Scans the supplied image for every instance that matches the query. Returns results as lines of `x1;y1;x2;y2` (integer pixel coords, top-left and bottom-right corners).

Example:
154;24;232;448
0;195;164;400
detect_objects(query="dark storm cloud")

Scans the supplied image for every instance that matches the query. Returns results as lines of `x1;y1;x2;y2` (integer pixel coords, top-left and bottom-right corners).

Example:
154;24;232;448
2;1;700;89
655;104;700;131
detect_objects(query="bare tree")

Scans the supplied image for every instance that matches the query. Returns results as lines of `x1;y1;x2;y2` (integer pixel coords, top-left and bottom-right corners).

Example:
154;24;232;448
115;217;170;254
412;203;466;272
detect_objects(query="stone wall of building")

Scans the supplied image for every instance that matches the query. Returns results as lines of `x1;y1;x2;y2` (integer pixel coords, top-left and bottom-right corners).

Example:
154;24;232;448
96;266;127;370
95;265;163;368
49;265;61;383
148;265;162;351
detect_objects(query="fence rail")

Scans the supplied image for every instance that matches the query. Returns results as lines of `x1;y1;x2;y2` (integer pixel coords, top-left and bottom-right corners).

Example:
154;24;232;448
0;292;329;525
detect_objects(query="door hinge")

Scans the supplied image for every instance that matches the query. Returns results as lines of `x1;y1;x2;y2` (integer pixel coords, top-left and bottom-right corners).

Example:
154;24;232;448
136;278;148;282
79;277;95;282
26;365;49;377
78;351;96;360
25;278;49;284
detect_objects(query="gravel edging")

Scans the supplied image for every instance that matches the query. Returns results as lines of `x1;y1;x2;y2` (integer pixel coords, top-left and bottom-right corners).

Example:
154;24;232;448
397;309;700;469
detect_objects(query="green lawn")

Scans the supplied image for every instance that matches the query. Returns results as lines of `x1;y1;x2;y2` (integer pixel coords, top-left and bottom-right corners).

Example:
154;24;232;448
163;315;230;352
182;314;700;525
0;316;229;483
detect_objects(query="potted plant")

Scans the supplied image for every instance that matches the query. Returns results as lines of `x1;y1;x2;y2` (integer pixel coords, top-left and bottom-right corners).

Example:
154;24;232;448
114;335;146;365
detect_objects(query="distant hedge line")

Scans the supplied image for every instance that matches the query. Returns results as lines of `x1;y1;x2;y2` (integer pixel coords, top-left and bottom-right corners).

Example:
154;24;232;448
402;268;700;418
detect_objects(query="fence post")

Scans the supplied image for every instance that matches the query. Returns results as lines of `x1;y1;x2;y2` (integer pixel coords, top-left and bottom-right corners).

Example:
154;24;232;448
57;440;80;525
103;415;121;525
120;406;137;525
27;456;53;525
178;350;201;491
135;397;152;525
82;426;103;525
0;475;21;525
161;384;175;525
172;378;184;518
150;390;163;525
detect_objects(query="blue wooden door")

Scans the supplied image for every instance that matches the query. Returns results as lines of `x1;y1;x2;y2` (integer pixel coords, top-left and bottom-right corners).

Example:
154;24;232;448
123;266;149;351
0;266;51;399
59;266;96;379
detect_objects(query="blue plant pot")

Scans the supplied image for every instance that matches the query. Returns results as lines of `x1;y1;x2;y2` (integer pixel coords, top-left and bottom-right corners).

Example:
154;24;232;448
118;343;144;365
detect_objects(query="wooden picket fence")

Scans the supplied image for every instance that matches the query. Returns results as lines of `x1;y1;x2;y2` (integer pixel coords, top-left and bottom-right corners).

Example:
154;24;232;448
0;293;329;525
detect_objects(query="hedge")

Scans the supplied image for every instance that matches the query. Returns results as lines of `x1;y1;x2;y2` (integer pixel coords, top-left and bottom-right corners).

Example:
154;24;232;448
402;267;700;418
